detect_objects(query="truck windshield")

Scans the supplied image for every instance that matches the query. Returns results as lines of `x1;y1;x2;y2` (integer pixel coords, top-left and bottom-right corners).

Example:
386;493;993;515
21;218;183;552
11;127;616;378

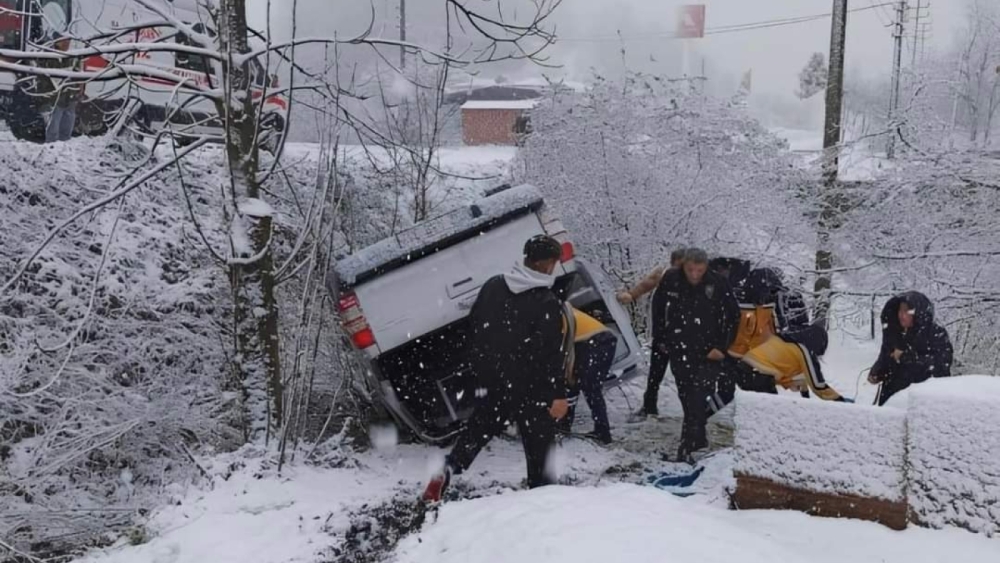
27;0;71;44
0;0;23;50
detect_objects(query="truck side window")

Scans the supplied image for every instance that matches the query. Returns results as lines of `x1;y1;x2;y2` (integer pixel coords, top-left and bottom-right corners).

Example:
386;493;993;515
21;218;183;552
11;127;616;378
176;22;211;75
0;0;23;50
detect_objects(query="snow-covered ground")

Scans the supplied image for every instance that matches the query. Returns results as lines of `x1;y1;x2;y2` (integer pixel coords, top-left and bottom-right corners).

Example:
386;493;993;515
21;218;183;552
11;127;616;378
769;127;889;182
5;135;991;563
283;143;518;210
395;484;999;563
72;324;983;563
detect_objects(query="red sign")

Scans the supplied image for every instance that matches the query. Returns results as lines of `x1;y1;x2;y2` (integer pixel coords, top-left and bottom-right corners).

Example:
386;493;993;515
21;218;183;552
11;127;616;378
677;5;706;39
135;27;161;59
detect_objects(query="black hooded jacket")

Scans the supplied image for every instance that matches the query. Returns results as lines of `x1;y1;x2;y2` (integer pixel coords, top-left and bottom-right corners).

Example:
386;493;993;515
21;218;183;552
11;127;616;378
743;267;810;331
652;269;740;361
872;291;953;381
709;257;753;302
468;266;567;407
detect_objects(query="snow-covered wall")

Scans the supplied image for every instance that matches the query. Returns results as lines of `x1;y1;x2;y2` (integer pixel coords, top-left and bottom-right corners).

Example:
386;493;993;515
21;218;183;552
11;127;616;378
734;391;908;502
905;377;1000;536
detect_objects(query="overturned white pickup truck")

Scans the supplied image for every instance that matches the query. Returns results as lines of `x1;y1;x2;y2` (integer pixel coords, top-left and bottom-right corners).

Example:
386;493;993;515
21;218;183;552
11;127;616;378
331;184;642;443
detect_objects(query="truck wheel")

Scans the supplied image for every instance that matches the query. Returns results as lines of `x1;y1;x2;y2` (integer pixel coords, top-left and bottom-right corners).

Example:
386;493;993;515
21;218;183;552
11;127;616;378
6;86;46;143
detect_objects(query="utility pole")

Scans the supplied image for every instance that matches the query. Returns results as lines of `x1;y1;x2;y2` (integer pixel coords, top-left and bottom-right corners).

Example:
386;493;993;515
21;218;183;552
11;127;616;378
918;22;931;61
814;0;848;324
886;1;906;159
910;2;931;67
399;0;406;69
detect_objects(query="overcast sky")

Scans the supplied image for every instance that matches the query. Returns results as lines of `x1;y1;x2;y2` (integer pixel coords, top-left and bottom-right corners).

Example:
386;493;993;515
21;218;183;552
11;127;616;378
250;0;967;127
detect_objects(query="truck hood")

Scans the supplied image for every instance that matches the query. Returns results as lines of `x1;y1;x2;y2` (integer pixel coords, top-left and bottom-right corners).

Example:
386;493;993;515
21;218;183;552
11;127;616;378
504;262;555;294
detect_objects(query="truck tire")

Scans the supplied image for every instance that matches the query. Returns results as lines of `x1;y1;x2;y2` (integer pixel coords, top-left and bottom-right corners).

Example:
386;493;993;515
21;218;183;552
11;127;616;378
6;85;46;143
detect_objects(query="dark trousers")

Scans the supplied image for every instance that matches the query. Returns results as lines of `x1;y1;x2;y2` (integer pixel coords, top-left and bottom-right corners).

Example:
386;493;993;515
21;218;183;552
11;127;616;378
673;360;723;455
717;358;778;410
717;357;740;406
565;332;616;438
447;394;555;488
876;365;931;406
733;362;778;394
642;341;670;412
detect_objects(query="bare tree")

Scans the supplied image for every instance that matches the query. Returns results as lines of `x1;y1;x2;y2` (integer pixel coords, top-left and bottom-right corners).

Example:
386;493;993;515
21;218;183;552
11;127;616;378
0;0;561;555
953;0;1000;146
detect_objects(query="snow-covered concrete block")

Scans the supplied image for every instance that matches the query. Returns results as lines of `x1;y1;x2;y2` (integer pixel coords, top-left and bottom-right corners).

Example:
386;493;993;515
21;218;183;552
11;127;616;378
734;391;908;502
905;376;1000;536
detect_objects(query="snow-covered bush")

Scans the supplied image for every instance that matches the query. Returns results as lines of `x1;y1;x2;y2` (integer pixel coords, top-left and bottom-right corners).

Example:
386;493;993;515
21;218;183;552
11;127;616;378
904;376;1000;535
516;73;813;302
0;140;235;553
733;391;907;502
0;138;403;554
830;141;1000;373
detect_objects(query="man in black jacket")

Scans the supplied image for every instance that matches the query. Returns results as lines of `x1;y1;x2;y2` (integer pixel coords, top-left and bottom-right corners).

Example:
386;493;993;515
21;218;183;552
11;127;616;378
870;292;953;406
652;248;739;462
616;248;688;417
422;236;569;504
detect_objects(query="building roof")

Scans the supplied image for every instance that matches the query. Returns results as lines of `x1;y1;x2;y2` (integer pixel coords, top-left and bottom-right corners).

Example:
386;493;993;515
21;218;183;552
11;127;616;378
445;85;542;106
460;100;538;110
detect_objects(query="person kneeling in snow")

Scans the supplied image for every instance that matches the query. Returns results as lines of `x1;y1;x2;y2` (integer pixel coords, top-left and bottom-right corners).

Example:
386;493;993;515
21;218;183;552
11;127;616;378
421;236;569;505
869;292;953;406
736;322;851;402
558;306;617;445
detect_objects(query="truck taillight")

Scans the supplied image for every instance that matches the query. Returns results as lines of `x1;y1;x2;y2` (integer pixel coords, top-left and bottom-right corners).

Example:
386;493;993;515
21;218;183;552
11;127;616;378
338;292;376;350
560;241;575;263
352;327;376;349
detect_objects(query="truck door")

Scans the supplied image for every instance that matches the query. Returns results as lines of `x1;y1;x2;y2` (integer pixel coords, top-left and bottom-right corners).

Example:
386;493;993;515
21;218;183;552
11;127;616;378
0;0;25;106
561;258;642;384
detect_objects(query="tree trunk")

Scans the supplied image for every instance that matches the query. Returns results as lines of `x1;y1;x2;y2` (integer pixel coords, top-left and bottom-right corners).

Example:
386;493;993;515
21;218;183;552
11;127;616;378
231;211;283;441
219;0;283;442
815;0;848;325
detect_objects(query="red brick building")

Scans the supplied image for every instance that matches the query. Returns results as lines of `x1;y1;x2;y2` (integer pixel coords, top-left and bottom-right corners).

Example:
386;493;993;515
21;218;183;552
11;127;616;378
461;100;536;146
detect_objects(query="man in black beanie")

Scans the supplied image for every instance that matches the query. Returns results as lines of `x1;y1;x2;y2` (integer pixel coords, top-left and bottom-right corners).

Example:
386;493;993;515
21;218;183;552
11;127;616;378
422;235;569;504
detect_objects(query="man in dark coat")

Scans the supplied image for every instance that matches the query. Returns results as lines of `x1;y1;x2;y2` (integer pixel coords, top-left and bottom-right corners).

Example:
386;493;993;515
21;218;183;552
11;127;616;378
870;291;953;406
40;34;82;143
422;236;569;504
617;248;687;418
652;248;739;462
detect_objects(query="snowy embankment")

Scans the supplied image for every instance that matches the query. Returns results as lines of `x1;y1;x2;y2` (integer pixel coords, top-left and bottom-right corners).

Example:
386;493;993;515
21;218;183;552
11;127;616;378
734;391;907;502
898;377;1000;535
0;134;519;558
734;376;1000;536
74;328;1000;563
393;484;999;563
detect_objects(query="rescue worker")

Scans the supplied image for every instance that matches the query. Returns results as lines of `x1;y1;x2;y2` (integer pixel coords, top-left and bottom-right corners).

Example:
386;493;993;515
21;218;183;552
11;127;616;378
652;248;739;462
617;248;689;305
737;321;851;402
616;248;687;418
869;292;953;406
718;267;811;406
421;236;569;504
559;306;617;444
708;257;753;301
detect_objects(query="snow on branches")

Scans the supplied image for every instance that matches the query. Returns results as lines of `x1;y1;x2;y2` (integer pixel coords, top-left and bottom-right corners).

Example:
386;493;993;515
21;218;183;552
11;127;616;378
516;73;813;291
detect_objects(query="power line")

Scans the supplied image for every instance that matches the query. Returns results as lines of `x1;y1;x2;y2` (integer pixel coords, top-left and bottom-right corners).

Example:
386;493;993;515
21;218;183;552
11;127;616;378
558;3;898;44
871;0;895;28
